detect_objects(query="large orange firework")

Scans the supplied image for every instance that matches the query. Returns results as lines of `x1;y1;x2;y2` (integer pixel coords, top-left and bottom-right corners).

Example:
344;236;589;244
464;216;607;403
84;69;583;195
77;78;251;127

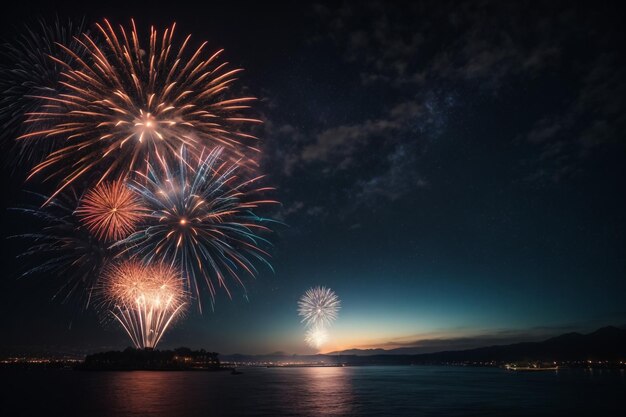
21;19;261;200
102;260;187;349
76;180;145;241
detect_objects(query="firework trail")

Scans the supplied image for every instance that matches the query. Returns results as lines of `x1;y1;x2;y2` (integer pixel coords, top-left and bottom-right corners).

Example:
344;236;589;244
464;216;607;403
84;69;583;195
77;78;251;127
298;286;341;328
304;325;329;349
10;190;116;306
0;17;87;167
116;146;276;309
101;260;186;349
75;179;145;241
20;19;261;201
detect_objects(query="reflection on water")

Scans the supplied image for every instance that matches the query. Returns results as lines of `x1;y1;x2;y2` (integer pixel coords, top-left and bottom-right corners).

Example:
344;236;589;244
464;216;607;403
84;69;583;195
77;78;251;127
299;367;354;416
101;367;355;417
2;366;625;416
105;372;183;416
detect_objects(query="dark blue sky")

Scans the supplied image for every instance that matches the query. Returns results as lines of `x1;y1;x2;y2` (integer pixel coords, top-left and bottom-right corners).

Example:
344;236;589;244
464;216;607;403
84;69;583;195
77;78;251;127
1;1;625;355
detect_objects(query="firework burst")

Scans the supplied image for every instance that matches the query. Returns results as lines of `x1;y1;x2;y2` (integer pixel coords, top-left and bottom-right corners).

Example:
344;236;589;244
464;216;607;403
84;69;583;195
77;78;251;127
101;260;187;349
21;19;261;200
11;191;115;306
117;146;276;309
298;286;341;328
304;325;329;349
75;180;145;241
0;17;87;167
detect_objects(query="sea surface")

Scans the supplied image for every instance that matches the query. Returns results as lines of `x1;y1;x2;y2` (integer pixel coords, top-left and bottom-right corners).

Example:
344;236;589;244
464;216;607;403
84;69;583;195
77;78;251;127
1;366;624;416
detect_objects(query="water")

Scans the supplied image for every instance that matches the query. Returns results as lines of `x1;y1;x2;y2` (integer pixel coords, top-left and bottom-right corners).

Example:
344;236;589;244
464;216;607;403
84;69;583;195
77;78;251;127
1;366;624;416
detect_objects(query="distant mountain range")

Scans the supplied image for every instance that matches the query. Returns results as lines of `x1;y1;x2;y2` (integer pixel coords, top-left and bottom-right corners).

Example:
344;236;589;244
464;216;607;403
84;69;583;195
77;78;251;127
221;326;626;364
396;326;626;363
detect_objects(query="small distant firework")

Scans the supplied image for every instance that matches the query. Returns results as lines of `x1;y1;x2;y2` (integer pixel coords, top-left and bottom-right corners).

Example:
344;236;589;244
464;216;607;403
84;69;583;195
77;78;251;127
298;286;341;328
298;286;340;350
0;17;86;167
101;260;187;349
22;19;261;200
117;146;275;308
11;191;114;306
304;326;329;349
76;180;145;241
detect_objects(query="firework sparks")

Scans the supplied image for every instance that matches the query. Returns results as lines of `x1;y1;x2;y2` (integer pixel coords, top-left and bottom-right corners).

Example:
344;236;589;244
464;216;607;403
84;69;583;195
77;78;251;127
298;286;341;328
22;19;262;200
117;146;276;309
304;326;329;349
101;260;187;349
76;180;145;241
0;17;87;167
11;191;114;306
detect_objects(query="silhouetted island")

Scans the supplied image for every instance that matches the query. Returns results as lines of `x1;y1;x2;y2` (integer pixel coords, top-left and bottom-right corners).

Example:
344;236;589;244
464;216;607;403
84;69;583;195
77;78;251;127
77;347;228;371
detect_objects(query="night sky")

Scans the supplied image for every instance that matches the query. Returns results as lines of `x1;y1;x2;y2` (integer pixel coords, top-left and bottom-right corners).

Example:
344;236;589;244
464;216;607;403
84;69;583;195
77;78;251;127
0;1;625;356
